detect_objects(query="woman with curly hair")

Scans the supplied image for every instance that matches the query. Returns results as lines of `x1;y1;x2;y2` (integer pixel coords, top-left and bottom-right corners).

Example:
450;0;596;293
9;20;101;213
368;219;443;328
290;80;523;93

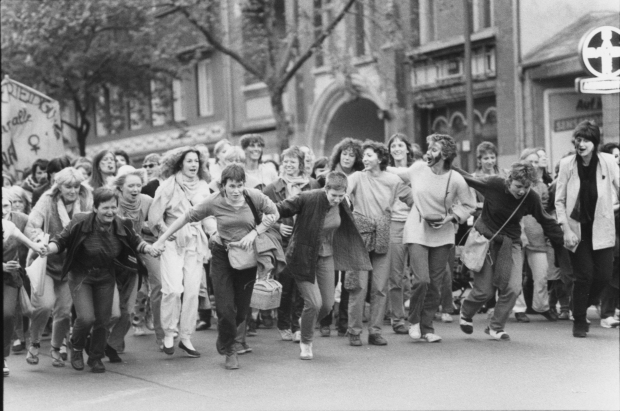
390;134;475;343
455;161;564;341
25;167;93;367
87;150;117;190
148;146;211;357
329;138;364;176
21;158;49;201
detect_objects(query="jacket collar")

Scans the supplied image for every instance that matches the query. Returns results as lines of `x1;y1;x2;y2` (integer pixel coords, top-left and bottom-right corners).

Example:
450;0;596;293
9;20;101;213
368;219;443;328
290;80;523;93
273;178;287;194
81;212;127;236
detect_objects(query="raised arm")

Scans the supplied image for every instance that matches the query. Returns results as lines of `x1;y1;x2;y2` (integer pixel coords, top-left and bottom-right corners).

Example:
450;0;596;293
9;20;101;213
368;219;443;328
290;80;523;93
452;166;492;196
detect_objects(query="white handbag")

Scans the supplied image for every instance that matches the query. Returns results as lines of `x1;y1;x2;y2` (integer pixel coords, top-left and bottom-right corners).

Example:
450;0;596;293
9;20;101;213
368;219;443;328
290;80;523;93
250;279;282;310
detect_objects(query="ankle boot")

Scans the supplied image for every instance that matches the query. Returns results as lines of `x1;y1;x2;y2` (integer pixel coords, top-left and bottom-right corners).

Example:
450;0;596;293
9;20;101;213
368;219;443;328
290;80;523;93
225;347;239;370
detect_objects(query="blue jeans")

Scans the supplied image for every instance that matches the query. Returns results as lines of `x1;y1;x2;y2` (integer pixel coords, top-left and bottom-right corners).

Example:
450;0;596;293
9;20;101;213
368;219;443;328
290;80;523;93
69;269;115;360
108;272;137;352
296;256;335;344
276;267;303;332
210;243;256;349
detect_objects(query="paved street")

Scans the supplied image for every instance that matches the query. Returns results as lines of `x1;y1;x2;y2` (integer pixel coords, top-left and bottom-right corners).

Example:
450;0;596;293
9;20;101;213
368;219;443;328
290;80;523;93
4;308;619;411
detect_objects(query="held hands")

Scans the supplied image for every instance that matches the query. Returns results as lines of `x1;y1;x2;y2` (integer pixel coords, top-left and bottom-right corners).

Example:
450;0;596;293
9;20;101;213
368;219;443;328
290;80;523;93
563;229;579;249
229;230;257;251
279;224;293;237
32;242;47;256
262;214;277;226
144;244;162;258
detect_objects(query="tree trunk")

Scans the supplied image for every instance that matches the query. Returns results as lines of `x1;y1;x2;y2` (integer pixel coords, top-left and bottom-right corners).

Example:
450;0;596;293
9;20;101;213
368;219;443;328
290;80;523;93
270;91;292;153
76;115;90;156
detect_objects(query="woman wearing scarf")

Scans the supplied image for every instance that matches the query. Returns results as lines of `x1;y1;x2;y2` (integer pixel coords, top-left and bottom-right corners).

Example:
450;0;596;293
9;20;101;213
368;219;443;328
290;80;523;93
3;191;46;377
21;159;49;202
454;162;564;341
556;121;619;338
389;135;475;343
25;167;93;367
148;146;211;357
264;146;320;342
105;166;161;362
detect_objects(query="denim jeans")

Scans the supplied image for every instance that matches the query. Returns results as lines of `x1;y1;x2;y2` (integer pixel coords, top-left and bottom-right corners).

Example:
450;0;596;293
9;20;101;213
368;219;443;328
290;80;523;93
319;271;349;333
108;272;138;352
210;243;256;349
569;240;614;322
29;275;72;349
69;269;116;360
407;244;452;334
296;256;335;344
348;251;390;336
276;267;303;332
461;242;523;331
388;221;409;326
3;284;19;358
514;249;550;313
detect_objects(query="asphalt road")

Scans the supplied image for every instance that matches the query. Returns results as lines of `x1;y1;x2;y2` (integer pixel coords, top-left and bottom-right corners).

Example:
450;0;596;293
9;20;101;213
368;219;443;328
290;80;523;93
4;308;619;411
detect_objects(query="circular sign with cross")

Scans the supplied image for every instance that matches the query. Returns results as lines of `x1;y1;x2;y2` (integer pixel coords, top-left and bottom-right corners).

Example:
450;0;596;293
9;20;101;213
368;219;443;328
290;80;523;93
579;26;620;79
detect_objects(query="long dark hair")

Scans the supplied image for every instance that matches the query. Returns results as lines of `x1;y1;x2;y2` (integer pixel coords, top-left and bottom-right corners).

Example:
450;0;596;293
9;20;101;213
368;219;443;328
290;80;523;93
89;150;115;189
329;138;364;172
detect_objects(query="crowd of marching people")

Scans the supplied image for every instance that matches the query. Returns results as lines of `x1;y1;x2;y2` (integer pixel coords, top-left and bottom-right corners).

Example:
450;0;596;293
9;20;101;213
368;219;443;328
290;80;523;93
3;120;619;376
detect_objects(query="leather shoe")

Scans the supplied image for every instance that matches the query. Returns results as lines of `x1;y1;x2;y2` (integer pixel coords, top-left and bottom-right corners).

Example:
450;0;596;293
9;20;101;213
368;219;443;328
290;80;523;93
540;310;558;322
87;357;106;373
515;312;530;323
225;349;239;370
573;321;588;338
392;323;408;334
179;341;201;358
69;343;84;371
368;334;388;346
349;333;362;346
105;345;122;363
163;342;175;355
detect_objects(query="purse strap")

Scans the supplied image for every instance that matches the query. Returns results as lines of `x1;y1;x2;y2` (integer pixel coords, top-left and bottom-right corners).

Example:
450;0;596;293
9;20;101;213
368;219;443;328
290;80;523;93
488;188;530;243
243;190;261;227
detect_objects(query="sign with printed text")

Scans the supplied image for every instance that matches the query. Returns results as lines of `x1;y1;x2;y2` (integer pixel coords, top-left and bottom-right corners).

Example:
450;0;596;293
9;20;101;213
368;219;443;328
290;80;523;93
1;79;64;179
576;26;620;94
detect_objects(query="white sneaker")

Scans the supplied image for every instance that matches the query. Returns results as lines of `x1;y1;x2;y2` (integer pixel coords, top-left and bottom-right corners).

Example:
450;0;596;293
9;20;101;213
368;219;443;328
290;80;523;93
600;317;620;329
441;313;453;323
133;326;147;336
421;333;442;343
485;327;510;341
408;323;421;340
279;329;293;341
300;342;313;360
293;331;301;343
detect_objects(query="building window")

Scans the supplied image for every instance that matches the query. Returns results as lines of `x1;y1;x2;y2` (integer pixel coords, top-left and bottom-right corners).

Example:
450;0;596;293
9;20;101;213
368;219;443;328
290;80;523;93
197;60;213;117
128;98;146;131
172;79;186;122
354;1;365;57
473;0;493;32
95;86;125;137
314;0;324;67
150;80;173;127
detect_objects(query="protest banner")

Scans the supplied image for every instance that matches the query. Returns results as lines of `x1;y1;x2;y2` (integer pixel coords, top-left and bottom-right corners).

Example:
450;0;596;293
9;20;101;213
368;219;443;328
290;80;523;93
2;76;64;180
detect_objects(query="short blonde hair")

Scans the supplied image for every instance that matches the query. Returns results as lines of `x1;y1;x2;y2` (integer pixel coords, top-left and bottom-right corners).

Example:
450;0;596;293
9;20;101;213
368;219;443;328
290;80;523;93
223;146;246;164
54;167;86;187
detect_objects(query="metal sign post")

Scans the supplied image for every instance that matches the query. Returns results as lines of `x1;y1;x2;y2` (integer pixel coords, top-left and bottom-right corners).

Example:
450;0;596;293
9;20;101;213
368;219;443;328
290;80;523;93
575;26;620;94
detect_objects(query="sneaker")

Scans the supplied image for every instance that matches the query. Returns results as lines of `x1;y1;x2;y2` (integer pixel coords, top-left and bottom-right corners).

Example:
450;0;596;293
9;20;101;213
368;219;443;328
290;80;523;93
349;333;362;346
515;312;530;323
320;326;331;337
70;346;84;371
233;342;252;355
12;339;24;353
3;360;8;377
300;342;313;360
600;317;620;329
392;323;409;335
195;320;210;331
368;334;388;346
26;343;40;365
133;326;147;336
87;357;106;373
557;311;570;320
485;326;510;341
279;329;293;341
441;313;453;323
293;331;301;343
50;348;65;367
459;316;474;334
421;333;442;343
408;323;421;340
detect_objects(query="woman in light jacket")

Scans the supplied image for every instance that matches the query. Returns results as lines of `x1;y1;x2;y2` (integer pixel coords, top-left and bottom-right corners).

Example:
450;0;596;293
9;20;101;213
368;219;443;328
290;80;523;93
25;167;93;367
148;146;211;356
555;120;620;338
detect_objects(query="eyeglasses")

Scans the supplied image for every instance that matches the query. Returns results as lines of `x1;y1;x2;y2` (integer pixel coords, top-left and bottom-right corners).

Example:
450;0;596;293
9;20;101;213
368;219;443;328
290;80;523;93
143;163;158;169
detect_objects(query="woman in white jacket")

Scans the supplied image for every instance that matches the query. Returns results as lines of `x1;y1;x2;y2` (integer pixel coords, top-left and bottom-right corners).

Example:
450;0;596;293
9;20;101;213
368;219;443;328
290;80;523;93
555;121;620;338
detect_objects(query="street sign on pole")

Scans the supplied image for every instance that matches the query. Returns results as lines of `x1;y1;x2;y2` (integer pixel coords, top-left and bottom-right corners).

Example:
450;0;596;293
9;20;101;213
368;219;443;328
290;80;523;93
576;26;620;94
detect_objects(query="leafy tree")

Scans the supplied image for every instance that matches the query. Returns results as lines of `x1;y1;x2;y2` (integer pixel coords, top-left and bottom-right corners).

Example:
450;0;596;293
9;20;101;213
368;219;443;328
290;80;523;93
162;0;358;151
1;0;182;155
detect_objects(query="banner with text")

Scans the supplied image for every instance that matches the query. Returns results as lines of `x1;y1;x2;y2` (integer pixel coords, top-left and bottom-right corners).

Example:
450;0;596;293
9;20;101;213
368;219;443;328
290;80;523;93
2;78;64;179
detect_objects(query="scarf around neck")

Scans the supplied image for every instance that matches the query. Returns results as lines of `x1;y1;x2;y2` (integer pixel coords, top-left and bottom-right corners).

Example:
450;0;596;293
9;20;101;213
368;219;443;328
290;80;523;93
281;174;309;198
175;171;203;204
57;197;81;228
119;194;142;226
570;152;599;224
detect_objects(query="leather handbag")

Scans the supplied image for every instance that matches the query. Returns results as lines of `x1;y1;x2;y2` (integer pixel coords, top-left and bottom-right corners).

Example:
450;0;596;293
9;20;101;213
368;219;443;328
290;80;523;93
461;189;529;272
227;191;260;270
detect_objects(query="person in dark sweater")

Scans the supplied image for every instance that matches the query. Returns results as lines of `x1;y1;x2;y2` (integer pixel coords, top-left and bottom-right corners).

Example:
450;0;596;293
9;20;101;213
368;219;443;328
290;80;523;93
454;161;564;341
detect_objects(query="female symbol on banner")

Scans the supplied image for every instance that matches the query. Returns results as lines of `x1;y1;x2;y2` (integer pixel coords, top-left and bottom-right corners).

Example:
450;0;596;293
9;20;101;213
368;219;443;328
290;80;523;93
28;134;41;155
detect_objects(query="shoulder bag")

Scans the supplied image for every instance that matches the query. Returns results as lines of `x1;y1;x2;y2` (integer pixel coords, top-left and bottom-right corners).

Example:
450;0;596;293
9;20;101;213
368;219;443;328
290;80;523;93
461;189;529;272
226;191;260;270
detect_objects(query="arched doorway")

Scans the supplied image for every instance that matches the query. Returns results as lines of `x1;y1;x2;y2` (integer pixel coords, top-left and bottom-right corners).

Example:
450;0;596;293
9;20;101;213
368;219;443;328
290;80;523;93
323;98;385;156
